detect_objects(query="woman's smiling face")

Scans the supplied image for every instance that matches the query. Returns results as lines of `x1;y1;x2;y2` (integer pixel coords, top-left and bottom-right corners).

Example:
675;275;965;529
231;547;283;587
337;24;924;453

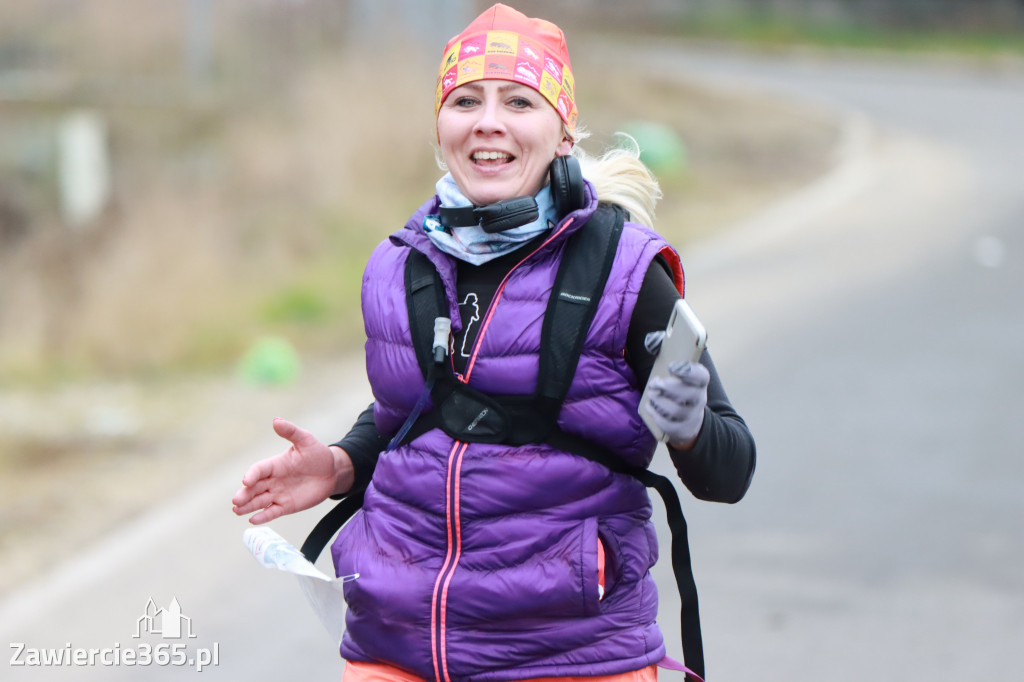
437;80;572;207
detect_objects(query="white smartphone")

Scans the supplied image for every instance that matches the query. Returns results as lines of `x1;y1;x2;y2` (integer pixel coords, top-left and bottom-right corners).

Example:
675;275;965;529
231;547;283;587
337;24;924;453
638;299;708;443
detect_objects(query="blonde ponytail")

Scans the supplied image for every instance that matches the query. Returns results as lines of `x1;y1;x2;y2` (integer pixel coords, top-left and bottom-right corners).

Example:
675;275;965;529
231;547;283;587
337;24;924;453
567;128;662;228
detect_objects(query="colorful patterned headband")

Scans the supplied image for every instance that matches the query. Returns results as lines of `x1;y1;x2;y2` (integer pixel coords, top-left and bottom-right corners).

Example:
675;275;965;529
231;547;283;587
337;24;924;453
435;3;577;132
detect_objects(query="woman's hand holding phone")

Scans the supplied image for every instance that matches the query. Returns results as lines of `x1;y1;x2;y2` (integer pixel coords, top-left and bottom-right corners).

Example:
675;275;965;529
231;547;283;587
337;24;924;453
638;299;708;444
642;361;710;449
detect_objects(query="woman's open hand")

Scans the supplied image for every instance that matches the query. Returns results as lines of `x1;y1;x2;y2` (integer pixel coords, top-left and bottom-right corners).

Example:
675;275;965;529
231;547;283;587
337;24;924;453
232;418;349;525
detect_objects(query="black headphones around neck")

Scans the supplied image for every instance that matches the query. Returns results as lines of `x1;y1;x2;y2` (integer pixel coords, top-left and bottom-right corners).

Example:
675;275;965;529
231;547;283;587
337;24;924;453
439;155;585;234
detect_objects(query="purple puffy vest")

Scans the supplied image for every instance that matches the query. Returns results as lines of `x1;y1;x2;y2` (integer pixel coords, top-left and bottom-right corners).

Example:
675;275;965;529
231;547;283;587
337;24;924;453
333;186;685;682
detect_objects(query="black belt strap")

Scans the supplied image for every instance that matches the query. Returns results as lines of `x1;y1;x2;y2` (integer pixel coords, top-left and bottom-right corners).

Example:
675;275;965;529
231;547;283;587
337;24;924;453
638;470;704;680
300;488;365;564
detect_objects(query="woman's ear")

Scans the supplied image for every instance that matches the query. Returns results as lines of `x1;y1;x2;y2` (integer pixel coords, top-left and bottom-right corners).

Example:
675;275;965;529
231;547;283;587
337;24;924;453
556;136;574;157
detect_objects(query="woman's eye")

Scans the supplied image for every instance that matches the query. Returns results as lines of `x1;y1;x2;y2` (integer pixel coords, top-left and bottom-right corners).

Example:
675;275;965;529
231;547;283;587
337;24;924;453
454;97;478;107
508;97;532;108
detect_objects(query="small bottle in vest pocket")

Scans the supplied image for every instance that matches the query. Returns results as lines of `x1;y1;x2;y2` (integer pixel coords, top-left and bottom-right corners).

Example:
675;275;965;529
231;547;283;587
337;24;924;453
432;317;451;364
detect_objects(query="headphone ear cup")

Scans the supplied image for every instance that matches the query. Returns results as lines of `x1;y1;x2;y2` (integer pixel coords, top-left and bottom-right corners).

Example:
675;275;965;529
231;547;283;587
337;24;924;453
550;155;585;220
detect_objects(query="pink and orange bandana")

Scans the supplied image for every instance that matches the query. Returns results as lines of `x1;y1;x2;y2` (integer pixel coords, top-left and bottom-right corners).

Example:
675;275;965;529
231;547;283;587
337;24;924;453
435;3;578;132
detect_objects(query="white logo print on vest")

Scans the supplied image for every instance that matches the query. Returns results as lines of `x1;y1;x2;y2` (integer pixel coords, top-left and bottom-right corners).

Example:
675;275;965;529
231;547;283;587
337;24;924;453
458;292;480;359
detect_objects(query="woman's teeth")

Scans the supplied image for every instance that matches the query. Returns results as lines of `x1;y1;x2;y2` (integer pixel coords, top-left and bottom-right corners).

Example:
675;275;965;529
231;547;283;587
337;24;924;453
473;151;511;161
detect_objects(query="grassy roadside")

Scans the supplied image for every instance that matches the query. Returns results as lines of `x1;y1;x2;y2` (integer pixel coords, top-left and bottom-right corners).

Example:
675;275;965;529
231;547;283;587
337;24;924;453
672;14;1024;60
517;0;1024;63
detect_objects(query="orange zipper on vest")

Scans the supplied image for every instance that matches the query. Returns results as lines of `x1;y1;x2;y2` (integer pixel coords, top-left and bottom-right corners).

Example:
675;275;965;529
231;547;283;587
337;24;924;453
429;217;575;682
430;440;467;682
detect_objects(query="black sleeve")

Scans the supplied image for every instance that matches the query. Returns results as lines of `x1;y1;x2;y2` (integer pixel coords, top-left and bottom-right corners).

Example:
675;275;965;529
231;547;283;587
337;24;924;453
624;256;679;386
626;258;756;504
330;403;386;494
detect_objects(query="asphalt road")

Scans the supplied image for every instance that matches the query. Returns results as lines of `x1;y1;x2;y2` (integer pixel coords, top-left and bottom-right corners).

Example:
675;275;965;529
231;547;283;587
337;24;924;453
2;46;1022;681
634;44;1024;681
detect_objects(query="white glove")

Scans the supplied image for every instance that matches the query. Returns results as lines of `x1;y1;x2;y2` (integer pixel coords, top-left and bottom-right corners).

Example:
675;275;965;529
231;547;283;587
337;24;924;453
643;361;710;448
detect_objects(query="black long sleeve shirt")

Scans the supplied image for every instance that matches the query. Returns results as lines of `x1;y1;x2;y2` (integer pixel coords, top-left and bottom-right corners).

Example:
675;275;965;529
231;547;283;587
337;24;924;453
335;248;755;504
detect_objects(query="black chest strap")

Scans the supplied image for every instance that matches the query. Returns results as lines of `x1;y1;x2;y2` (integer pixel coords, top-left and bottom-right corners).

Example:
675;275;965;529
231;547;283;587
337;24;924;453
401;203;624;446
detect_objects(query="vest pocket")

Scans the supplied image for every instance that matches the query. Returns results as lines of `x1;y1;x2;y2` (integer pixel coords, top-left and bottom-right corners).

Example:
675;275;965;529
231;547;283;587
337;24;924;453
596;523;623;603
580;517;602;617
438;517;607;622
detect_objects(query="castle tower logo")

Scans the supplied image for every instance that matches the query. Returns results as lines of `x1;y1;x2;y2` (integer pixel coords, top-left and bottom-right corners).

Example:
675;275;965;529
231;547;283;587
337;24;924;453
133;597;196;639
11;596;218;671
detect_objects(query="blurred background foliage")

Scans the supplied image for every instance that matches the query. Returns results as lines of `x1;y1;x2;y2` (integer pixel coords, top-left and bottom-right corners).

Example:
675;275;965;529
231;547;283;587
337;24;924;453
0;0;1020;384
543;0;1024;53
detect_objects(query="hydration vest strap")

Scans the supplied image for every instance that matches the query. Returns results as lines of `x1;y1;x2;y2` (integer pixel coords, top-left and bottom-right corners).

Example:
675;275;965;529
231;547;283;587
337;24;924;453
637;468;705;681
405;252;448;379
538;204;623;406
405;204;625;444
300;487;365;563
